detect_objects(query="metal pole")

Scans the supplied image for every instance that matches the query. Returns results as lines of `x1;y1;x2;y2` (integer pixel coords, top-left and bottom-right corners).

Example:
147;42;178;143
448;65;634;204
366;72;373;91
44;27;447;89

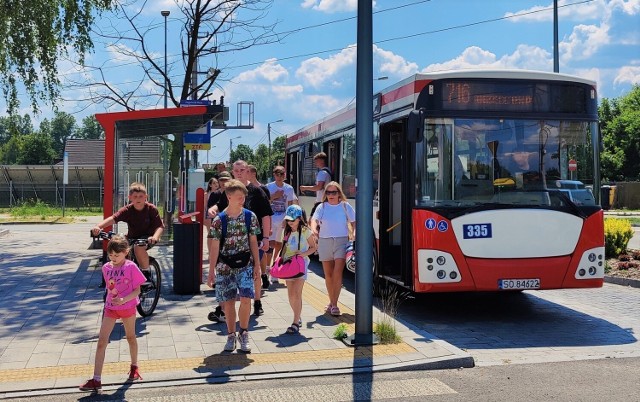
162;10;170;108
350;0;376;346
268;123;271;169
553;0;559;73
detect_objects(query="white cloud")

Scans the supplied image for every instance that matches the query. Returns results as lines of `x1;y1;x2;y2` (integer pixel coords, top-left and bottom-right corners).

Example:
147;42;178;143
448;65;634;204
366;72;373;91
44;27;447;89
505;0;606;22
421;45;553;72
609;0;640;15
559;23;610;60
614;65;640;85
236;59;289;83
301;0;376;13
374;45;419;78
296;45;357;88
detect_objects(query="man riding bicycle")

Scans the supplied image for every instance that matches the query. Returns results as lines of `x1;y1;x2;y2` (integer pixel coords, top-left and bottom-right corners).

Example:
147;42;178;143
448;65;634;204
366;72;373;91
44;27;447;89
92;182;164;278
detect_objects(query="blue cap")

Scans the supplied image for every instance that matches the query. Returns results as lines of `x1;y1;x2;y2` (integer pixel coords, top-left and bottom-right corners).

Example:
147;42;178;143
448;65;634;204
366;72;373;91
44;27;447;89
284;204;303;221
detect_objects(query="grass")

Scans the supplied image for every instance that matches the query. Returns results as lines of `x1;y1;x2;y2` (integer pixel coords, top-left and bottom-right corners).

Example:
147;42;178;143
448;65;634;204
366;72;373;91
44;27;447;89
0;200;102;223
374;284;409;344
333;323;348;340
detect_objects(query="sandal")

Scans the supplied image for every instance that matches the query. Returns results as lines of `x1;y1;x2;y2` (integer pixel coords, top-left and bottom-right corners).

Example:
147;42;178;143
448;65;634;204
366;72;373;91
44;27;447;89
330;306;341;316
286;323;300;334
325;304;332;313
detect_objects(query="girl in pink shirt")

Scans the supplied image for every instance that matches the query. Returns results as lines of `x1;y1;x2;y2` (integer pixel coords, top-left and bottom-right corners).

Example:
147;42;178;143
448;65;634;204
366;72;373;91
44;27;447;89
80;234;146;392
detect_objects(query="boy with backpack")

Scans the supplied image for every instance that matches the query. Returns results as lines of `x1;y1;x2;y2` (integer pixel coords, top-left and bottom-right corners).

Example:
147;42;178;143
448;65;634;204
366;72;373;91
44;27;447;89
299;151;332;228
207;179;261;353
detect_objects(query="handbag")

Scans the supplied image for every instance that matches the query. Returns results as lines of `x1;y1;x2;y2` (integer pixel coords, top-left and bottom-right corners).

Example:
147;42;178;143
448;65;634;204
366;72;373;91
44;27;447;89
270;231;305;279
341;202;355;241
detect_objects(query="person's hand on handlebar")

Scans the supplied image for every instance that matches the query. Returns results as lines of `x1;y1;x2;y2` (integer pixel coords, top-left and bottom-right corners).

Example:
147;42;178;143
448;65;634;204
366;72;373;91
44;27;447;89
91;226;102;237
147;236;159;245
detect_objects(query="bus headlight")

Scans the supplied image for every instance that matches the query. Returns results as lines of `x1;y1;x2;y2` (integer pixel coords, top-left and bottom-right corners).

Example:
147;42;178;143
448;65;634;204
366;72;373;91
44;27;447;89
575;247;605;280
417;250;462;283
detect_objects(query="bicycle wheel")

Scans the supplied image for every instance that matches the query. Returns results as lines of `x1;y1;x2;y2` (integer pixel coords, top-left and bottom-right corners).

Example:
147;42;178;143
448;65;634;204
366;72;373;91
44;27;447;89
137;258;161;317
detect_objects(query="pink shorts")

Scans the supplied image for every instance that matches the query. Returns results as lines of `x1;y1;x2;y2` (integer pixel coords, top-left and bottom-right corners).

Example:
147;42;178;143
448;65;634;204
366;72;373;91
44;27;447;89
104;307;137;319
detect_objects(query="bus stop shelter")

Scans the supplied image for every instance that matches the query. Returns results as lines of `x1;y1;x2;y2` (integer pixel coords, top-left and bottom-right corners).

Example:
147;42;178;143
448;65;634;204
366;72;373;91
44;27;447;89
95;105;223;223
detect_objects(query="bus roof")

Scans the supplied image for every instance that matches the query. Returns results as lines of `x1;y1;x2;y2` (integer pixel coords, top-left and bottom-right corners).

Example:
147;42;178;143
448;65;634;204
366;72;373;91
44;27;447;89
285;69;597;149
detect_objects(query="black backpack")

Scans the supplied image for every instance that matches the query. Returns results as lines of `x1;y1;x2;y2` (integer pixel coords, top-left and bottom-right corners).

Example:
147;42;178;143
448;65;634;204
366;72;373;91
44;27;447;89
320;166;333;181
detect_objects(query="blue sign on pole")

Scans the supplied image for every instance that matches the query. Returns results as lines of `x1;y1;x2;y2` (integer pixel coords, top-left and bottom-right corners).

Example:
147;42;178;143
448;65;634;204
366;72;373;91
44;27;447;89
183;121;211;150
180;99;211;107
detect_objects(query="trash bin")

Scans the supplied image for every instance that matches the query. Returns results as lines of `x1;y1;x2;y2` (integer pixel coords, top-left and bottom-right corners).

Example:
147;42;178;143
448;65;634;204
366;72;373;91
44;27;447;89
600;185;611;210
173;212;201;295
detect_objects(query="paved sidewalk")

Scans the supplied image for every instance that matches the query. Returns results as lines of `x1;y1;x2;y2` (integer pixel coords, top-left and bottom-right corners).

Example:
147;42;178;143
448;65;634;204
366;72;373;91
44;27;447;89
0;217;472;398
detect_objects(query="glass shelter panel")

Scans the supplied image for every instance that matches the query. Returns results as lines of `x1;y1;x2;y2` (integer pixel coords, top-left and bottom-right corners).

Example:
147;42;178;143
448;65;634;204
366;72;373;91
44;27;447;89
113;131;172;237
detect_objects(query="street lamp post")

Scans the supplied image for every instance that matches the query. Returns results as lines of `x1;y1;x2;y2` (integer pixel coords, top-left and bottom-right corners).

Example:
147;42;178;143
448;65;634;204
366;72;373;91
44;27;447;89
161;10;170;108
267;119;283;169
229;136;241;163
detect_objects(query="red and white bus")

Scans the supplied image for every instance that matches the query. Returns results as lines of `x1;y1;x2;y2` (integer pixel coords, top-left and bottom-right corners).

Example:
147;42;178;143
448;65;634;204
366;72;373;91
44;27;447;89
285;70;604;293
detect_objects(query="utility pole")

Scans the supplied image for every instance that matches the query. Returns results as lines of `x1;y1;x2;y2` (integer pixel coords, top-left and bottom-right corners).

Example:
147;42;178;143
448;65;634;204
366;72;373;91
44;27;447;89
267;119;283;169
161;10;170;108
553;0;559;73
229;136;240;163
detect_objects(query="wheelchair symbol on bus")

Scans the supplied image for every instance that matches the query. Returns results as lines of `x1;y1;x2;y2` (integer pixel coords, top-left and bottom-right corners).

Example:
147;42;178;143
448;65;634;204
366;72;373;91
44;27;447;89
437;220;449;232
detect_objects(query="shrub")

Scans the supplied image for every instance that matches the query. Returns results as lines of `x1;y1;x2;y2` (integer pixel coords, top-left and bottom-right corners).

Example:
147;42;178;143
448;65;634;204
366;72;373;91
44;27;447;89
604;218;634;258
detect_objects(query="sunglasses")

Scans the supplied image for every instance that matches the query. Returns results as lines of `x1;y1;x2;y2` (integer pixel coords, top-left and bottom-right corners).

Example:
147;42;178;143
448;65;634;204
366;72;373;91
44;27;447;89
273;172;285;176
325;190;339;195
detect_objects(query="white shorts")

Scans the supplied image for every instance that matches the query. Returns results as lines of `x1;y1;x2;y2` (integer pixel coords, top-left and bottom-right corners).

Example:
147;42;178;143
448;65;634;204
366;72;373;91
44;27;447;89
269;214;286;242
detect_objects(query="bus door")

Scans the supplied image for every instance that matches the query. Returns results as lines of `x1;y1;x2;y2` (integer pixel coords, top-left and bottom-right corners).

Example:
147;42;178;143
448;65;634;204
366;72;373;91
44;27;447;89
286;149;301;192
378;121;409;285
323;139;341;183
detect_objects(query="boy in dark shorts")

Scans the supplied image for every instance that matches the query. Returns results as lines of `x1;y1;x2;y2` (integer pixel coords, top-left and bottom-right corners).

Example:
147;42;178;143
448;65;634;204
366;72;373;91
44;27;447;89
92;182;164;279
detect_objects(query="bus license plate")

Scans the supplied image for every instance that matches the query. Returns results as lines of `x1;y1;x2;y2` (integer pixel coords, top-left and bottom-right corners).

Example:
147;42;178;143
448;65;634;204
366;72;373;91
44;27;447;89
499;278;540;290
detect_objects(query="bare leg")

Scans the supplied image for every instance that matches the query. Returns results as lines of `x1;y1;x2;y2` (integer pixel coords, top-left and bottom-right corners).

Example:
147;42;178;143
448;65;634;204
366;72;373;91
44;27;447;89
322;260;336;306
238;297;251;329
286;278;304;324
223;300;237;334
331;258;346;307
121;315;138;366
93;316;117;378
133;245;149;270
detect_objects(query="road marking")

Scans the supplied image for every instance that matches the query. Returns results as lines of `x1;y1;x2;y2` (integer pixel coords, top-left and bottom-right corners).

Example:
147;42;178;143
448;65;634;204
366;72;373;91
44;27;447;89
123;378;457;401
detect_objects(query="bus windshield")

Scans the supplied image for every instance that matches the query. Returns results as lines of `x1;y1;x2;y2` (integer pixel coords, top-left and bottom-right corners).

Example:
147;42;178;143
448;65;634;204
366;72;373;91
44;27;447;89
415;118;597;207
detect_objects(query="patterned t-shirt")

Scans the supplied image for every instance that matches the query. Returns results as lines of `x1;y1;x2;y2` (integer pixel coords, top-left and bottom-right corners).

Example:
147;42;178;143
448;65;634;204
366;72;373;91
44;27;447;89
209;209;261;273
102;259;147;310
280;226;312;270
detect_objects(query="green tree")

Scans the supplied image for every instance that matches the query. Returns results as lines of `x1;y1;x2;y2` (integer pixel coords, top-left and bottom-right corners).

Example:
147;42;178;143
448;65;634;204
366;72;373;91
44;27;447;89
74;115;105;140
600;85;640;181
0;114;33;164
40;112;77;158
230;144;254;166
271;135;287;167
0;1;114;115
252;144;270;181
16;133;57;165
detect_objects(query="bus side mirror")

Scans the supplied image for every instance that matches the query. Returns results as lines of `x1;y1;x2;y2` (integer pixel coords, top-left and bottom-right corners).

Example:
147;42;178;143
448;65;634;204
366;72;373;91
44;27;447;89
407;109;424;143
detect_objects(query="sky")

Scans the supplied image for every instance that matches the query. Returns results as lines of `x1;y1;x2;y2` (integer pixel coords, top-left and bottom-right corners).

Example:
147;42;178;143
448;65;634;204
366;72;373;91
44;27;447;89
5;0;640;164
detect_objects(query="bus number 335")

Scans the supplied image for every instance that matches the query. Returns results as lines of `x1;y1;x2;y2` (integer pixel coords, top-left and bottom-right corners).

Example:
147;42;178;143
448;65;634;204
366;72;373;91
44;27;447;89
463;223;492;239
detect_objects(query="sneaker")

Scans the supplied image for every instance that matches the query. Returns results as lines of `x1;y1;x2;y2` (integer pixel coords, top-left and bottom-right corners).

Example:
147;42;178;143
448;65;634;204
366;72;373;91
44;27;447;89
238;330;251;353
141;269;152;287
128;364;142;381
253;300;264;316
261;273;270;289
207;306;225;323
79;378;102;392
270;276;279;284
224;333;237;352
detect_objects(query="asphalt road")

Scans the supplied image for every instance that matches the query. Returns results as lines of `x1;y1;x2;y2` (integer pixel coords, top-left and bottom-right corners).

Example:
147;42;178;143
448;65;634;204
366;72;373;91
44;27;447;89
335;263;640;367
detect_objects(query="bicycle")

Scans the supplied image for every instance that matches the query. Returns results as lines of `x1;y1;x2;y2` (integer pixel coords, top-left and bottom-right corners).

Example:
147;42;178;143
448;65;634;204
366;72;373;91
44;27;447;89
93;231;162;317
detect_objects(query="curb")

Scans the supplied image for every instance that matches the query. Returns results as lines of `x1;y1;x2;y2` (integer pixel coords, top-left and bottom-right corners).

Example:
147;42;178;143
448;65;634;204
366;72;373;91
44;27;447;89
604;275;640;289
